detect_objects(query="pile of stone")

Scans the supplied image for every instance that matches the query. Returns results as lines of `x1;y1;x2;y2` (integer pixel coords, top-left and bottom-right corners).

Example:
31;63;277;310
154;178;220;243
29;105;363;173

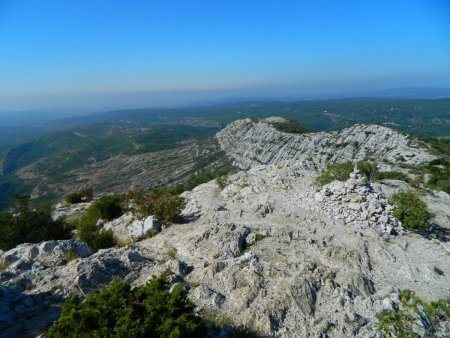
314;169;403;236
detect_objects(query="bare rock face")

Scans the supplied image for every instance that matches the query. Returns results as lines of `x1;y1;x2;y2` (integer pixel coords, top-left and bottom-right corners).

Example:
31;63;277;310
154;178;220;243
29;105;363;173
127;215;161;241
1;163;449;337
217;118;434;169
138;162;448;337
0;241;152;337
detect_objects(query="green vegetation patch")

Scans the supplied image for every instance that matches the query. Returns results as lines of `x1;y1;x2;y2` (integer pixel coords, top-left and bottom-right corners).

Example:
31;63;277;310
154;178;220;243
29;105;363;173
356;161;379;181
69;195;125;251
389;191;434;232
418;137;450;193
0;203;71;251
130;189;185;224
376;290;450;337
46;277;206;338
64;186;93;204
315;162;353;187
271;120;315;134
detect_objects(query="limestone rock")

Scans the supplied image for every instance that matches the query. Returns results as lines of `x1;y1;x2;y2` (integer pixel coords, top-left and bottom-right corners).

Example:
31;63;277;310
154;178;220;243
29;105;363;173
217;118;435;170
127;216;161;241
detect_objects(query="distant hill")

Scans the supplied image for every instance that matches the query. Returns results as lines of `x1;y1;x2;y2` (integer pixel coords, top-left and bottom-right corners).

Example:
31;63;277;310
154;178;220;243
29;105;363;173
42;97;450;137
0;97;448;210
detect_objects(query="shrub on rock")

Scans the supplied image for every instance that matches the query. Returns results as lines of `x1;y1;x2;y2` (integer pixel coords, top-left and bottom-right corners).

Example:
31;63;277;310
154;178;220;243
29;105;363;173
64;187;94;204
389;191;434;231
92;195;123;221
315;162;353;187
356;161;380;181
46;277;205;338
0;205;71;251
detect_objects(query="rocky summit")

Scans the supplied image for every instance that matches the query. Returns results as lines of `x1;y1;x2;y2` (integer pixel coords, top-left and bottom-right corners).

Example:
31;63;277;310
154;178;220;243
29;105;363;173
0;118;449;337
217;117;434;169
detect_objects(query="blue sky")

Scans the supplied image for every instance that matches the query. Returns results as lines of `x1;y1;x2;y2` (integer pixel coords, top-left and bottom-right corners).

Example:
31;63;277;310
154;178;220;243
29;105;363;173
0;0;449;110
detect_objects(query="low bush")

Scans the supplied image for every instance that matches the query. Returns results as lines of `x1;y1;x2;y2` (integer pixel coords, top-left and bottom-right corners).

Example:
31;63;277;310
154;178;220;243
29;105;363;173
356;161;379;181
64;187;94;204
69;195;122;251
92;195;123;221
130;189;185;224
0;205;71;251
46;276;206;338
426;160;450;194
315;162;353;187
376;290;449;337
378;171;409;181
389;191;434;231
216;175;228;190
78;221;115;251
271;120;315;134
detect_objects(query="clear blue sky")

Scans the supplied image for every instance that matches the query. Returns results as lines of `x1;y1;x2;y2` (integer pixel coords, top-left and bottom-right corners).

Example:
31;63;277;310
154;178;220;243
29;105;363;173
0;0;449;110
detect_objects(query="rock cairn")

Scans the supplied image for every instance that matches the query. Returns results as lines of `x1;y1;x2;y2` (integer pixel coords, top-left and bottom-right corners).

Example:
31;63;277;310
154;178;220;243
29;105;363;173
315;168;403;236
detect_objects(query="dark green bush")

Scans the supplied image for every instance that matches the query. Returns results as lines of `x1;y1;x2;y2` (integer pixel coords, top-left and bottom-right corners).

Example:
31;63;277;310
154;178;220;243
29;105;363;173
69;195;122;251
429;158;448;166
64;187;94;204
0;206;71;251
152;193;185;224
130;188;185;224
376;290;449;337
78;221;115;251
315;162;353;187
46;277;205;338
389;191;434;231
271;120;315;134
356;161;379;181
92;195;123;221
378;171;409;181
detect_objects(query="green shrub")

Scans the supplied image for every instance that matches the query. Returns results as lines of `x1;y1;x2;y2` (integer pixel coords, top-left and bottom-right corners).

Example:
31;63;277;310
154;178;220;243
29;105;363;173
376;290;449;337
356;161;379;181
69;196;119;251
389;192;434;231
64;187;94;204
74;210;116;251
132;189;185;224
271;120;315;134
46;277;205;338
216;175;228;190
0;206;71;251
378;171;409;181
92;195;123;221
315;162;353;187
429;157;448;166
78;222;115;251
152;193;185;224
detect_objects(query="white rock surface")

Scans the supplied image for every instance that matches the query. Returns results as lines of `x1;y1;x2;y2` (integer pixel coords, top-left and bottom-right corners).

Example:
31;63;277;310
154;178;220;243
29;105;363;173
217;118;434;169
2;164;449;337
0;240;152;337
137;162;449;337
127;215;161;241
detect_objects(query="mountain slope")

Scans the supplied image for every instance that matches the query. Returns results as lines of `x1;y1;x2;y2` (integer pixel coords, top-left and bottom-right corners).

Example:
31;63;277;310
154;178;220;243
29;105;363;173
217;117;435;170
0;124;223;209
1;162;448;337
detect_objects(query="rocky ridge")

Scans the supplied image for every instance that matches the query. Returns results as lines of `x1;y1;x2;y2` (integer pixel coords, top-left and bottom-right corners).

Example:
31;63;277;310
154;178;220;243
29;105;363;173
217;117;434;169
2;161;448;337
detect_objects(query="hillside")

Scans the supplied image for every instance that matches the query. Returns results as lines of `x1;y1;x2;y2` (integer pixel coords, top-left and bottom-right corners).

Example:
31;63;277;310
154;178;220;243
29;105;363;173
43;98;450;137
0;124;225;210
1;160;449;336
218;117;434;170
